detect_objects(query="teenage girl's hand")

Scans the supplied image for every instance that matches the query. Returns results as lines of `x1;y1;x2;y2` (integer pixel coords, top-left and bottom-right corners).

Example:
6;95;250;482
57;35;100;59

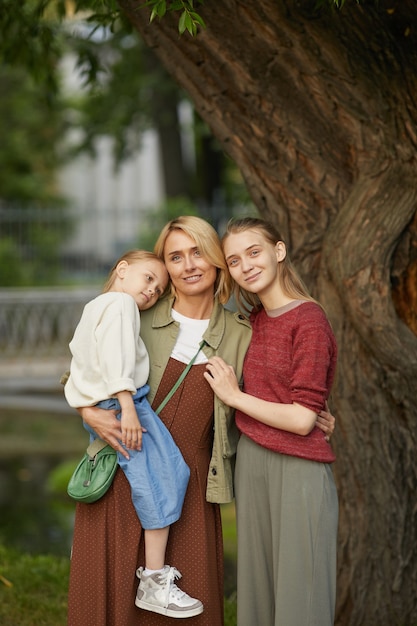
316;401;336;442
204;356;241;406
78;405;130;460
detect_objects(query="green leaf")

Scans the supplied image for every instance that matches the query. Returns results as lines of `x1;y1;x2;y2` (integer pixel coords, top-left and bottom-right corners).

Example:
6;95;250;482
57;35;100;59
178;10;187;34
156;0;167;17
190;11;206;28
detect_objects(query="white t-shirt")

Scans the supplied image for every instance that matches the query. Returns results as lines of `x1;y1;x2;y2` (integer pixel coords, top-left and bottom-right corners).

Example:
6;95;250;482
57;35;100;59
64;292;149;407
171;309;209;364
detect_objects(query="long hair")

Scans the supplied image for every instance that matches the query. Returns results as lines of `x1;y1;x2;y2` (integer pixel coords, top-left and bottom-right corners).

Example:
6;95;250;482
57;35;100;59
102;250;166;294
153;215;232;304
222;217;316;314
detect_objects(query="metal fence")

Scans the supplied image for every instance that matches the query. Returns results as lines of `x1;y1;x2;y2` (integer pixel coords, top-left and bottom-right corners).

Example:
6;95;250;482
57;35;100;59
0;288;99;359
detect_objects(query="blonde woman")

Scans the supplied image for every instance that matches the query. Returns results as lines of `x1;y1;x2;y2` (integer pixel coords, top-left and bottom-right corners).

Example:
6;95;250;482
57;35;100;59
65;250;202;619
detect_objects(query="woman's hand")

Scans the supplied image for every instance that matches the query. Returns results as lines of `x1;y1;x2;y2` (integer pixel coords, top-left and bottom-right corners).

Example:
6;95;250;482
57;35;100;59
78;405;130;459
204;356;241;407
316;401;336;442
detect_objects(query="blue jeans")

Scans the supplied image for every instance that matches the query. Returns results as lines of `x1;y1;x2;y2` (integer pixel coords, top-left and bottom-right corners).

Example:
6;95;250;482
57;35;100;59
84;385;190;529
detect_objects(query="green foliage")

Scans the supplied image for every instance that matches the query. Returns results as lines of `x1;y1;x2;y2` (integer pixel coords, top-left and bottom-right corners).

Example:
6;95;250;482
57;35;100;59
221;503;238;561
0;0;64;96
0;544;69;626
0;46;74;286
144;0;206;36
68;30;157;162
47;459;80;494
0;63;66;205
224;594;237;626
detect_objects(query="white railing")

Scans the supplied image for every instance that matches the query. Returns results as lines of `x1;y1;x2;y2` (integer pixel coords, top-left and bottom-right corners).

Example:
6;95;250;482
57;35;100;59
0;287;99;358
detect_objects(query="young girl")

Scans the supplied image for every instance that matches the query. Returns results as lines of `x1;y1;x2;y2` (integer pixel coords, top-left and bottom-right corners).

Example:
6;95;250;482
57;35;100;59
64;249;203;619
204;218;338;626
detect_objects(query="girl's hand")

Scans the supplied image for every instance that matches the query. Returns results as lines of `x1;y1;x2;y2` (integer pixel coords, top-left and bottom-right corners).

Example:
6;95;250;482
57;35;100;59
203;356;241;407
316;401;336;442
121;407;145;451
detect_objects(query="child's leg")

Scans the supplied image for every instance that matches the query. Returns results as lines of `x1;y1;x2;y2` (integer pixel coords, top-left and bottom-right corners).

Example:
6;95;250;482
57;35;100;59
144;526;170;570
136;526;204;617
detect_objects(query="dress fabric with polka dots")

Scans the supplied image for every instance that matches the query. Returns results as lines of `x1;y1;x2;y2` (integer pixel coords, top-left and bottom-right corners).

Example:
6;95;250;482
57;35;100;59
67;360;224;626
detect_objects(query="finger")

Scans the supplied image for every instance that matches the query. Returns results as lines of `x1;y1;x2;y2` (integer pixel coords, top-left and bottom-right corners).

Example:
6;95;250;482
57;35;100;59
115;442;130;460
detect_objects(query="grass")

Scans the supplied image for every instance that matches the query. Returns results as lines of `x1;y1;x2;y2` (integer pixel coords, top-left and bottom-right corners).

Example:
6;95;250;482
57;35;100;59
0;505;238;625
0;542;237;626
0;545;69;626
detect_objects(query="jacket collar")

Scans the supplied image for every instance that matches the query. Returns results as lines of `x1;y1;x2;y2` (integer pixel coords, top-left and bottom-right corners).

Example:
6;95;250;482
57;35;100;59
150;296;244;351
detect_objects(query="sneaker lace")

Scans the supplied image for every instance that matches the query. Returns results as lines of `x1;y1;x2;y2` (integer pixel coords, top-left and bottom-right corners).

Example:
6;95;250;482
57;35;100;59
165;567;187;600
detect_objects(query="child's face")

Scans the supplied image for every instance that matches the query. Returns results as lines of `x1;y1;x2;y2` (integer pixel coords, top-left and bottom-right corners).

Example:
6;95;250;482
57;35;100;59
118;259;169;310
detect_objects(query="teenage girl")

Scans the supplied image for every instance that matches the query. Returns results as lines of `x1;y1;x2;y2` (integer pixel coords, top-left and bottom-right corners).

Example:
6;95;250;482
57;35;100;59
204;218;338;626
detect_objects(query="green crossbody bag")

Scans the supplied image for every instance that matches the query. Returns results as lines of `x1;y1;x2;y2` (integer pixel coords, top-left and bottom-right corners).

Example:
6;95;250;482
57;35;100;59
67;438;118;503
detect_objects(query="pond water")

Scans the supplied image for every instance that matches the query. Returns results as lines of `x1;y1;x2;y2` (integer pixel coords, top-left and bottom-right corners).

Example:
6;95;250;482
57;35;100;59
0;406;86;557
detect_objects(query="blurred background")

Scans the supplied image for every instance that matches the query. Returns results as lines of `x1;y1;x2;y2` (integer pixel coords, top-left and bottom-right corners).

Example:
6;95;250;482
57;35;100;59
0;10;253;565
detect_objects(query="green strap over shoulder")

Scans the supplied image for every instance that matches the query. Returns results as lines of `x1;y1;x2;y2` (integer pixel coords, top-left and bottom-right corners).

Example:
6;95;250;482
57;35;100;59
155;340;207;415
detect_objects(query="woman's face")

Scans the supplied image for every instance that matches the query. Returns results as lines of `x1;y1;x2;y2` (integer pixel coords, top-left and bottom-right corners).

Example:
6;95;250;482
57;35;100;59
223;229;285;297
163;230;218;299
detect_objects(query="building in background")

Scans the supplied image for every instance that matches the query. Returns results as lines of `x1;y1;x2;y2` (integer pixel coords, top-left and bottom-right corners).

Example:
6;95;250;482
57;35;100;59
57;47;166;276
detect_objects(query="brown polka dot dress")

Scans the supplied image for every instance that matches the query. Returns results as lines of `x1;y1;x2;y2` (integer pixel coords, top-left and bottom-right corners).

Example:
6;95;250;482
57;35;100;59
67;360;224;626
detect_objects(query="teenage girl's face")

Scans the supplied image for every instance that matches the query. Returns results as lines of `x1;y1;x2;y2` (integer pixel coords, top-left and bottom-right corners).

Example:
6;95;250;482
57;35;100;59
223;229;285;298
163;230;217;299
117;259;169;311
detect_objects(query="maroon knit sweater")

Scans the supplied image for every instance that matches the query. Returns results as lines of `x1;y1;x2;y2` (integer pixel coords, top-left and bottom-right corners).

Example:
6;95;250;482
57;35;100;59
235;301;337;463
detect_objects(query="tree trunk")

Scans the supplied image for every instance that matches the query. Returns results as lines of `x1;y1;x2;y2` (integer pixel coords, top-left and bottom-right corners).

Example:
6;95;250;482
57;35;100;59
117;1;417;623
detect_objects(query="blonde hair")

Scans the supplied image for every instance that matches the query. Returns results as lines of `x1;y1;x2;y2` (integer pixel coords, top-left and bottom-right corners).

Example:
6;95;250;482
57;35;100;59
222;217;316;314
154;215;232;304
102;250;166;294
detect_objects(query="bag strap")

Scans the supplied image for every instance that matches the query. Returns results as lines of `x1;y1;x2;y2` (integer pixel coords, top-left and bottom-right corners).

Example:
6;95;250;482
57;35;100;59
87;438;109;458
155;340;207;415
87;340;207;456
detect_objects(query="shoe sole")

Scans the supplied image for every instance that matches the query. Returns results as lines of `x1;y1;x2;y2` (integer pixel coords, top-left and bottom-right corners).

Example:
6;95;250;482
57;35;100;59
135;598;204;618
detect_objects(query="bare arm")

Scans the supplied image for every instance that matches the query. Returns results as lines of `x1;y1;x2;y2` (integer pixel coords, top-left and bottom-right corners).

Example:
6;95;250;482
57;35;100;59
204;356;317;436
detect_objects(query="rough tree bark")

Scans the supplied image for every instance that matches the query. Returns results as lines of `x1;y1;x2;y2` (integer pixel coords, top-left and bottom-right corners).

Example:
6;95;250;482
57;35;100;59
117;1;417;623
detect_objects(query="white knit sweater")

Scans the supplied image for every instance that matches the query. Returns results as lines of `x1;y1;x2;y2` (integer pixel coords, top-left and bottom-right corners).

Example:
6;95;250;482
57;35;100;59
64;292;149;407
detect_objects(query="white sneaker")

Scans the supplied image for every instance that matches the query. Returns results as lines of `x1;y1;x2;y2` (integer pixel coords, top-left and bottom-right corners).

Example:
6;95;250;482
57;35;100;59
135;565;204;618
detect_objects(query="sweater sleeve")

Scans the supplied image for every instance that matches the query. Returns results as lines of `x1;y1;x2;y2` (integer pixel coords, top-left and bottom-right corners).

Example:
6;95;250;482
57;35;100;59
94;295;139;397
290;304;337;413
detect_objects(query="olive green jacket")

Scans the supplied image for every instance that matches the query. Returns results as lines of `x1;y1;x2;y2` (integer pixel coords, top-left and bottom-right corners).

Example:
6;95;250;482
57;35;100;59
140;297;252;504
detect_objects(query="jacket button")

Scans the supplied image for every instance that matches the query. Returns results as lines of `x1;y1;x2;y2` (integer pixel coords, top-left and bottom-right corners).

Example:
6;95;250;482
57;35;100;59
211;468;217;476
238;314;245;320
